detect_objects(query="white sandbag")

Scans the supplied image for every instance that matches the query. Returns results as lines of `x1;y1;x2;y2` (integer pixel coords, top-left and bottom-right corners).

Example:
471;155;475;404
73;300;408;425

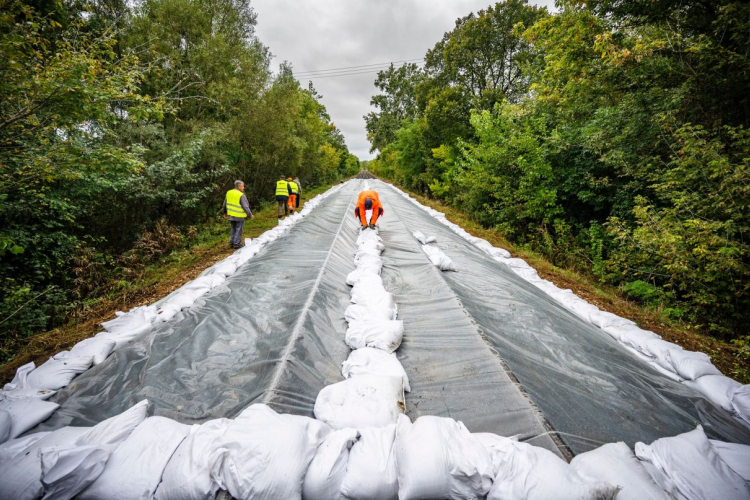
68;337;116;366
347;289;396;313
155;419;231;500
473;433;518;477
94;326;150;350
502;257;533;270
0;401;147;500
570;442;671;500
156;304;181;323
0;431;50;462
589;310;635;330
683;374;742;412
40;443;114;500
314;375;404;430
102;306;157;334
666;349;721;381
732;385;750;425
212;260;238;278
79;417;191;500
353;255;384;272
637;338;683;372
474;239;510;259
346;266;382;287
342;348;410;392
345;320;404;353
0;409;11;444
486;436;617;500
606;324;661;351
302;428;359;500
0;387;55;400
710;439;750;481
345;302;396;323
0;391;60;439
165;287;208;310
635;425;750;500
339;425;398;500
0;427;89;500
209;404;331;500
350;274;385;293
412;231;437;245
76;400;149;446
3;361;36;391
565;299;601;324
395;415;493;500
356;231;383;249
25;356;93;391
421;244;457;272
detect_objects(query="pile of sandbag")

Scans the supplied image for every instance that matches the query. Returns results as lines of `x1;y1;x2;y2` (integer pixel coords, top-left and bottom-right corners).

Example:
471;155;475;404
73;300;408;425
388;182;750;426
413;231;457;271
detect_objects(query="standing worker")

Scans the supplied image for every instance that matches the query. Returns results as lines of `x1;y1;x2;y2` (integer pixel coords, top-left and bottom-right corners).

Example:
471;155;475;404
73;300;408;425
223;180;254;249
276;176;291;219
354;189;384;229
287;177;298;214
293;176;302;210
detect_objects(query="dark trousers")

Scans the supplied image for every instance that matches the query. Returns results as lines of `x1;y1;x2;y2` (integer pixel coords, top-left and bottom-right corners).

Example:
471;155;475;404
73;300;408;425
229;220;244;247
276;195;289;217
296;193;300;208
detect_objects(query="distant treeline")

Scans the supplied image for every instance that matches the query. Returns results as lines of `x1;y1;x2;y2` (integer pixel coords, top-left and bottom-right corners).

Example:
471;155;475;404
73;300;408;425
365;0;750;340
0;0;359;349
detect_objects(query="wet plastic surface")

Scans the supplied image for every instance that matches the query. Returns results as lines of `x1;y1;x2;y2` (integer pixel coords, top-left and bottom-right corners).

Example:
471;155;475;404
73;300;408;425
374;180;750;453
32;179;750;458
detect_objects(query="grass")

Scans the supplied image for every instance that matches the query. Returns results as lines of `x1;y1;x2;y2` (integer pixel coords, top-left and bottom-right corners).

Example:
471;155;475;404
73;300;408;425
397;187;750;384
0;183;337;384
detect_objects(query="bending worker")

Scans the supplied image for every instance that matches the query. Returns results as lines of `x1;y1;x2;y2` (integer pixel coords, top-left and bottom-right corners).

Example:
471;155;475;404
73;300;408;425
223;180;254;249
275;176;292;219
354;190;384;229
287;177;299;214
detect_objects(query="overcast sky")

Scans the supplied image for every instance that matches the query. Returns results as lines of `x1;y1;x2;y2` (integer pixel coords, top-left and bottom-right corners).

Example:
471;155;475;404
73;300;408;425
252;1;556;160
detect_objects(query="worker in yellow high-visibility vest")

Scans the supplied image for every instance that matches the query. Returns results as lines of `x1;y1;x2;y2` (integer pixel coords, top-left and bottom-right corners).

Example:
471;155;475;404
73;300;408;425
222;180;254;249
275;176;292;218
287;177;299;214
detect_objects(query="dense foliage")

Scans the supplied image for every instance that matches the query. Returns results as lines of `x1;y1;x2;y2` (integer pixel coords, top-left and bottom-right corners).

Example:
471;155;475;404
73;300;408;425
367;0;750;339
0;0;357;354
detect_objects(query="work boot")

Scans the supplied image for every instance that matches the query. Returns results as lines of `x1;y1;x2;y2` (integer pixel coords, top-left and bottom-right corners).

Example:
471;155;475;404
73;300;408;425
368;224;377;230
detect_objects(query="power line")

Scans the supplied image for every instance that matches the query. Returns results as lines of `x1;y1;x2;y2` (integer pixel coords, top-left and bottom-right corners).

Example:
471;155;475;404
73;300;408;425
294;58;423;77
298;62;425;80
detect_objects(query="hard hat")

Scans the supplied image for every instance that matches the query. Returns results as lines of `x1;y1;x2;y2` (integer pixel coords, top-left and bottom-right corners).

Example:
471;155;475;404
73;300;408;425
364;198;373;210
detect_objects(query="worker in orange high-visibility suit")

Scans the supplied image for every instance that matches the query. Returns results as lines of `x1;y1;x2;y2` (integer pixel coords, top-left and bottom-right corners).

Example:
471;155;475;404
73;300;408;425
354;190;384;229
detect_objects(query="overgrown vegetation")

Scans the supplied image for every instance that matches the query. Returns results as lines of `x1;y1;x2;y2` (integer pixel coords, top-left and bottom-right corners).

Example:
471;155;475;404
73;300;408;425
366;0;750;342
0;0;359;358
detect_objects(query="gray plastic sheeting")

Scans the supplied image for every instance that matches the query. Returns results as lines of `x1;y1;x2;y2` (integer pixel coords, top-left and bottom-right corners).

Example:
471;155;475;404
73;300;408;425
373;179;750;454
32;179;750;458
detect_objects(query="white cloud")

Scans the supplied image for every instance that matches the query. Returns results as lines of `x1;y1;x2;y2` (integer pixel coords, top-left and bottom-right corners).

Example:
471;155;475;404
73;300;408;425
252;0;556;159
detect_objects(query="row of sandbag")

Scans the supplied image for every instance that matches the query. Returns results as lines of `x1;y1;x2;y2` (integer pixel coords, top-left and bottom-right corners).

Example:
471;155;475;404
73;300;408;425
386;182;750;427
0;185;344;446
315;227;408;430
3;398;750;500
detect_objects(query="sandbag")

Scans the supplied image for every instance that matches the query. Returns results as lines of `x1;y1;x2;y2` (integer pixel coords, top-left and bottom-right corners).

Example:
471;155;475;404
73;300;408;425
412;231;437;245
344;302;396;323
209;404;331;500
67;337;116;366
346;266;382;287
212;261;238;278
666;349;721;381
732;385;750;425
570;442;670;500
0;431;50;463
339;425;398;500
0;392;60;439
1;388;56;400
395;415;493;500
94;326;150;350
421;244;457;272
79;417;191;500
710;439;750;482
635;425;750;500
356;231;383;249
101;306;157;334
0;409;11;444
3;361;35;391
155;418;231;500
302;428;359;500
349;289;394;311
314;375;404;429
341;348;410;392
156;304;182;323
41;443;114;500
345;320;403;353
165;287;208;310
25;356;93;391
640;339;683;371
683;374;742;412
0;401;147;500
608;324;661;351
485;436;617;500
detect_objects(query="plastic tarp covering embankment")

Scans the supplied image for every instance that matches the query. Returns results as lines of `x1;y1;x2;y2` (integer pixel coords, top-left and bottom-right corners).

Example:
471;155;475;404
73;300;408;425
371;179;750;454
